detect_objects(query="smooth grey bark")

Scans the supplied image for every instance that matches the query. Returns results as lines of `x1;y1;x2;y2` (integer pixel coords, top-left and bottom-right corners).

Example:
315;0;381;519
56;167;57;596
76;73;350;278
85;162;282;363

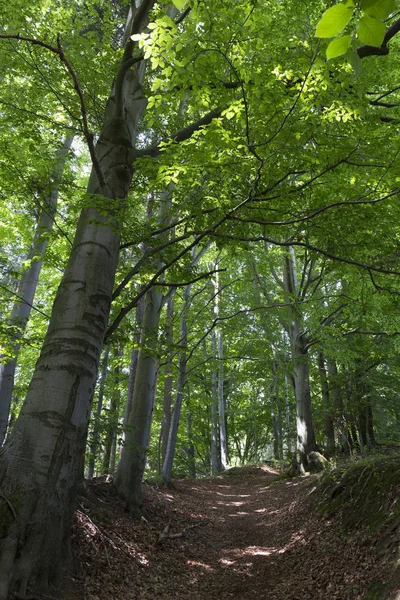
253;390;258;462
121;192;155;453
115;191;172;513
284;374;292;454
327;358;351;454
120;292;145;452
270;381;280;460
210;329;219;476
102;349;121;474
161;243;209;484
161;288;175;464
0;3;155;596
318;350;335;456
213;268;228;470
87;346;110;478
283;247;318;473
0;135;73;446
114;284;163;513
186;402;196;479
161;284;190;485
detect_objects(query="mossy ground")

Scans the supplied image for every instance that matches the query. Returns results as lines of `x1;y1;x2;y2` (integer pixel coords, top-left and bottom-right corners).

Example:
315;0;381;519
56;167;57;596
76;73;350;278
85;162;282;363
316;451;400;599
317;453;400;534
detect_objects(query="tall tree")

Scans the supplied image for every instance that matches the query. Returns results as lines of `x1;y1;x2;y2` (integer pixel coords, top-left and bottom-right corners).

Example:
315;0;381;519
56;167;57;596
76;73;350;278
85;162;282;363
0;135;73;445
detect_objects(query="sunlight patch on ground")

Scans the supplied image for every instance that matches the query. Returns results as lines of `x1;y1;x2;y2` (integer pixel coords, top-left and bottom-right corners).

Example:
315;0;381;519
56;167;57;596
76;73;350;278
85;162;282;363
76;510;150;566
216;500;247;506
187;560;214;572
216;492;251;498
219;558;236;566
227;511;249;516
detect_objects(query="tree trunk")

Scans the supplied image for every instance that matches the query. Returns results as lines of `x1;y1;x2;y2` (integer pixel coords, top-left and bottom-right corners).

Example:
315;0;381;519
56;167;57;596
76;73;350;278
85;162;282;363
115;187;172;512
285;374;292;454
0;135;73;446
284;248;319;473
270;381;280;460
161;289;175;464
120;293;145;452
161;311;187;484
327;358;351;454
218;329;229;469
213;268;228;469
186;401;196;479
210;329;219;476
318;350;335;456
114;283;162;514
102;349;121;474
87;346;110;478
161;243;208;485
292;328;319;471
0;3;154;595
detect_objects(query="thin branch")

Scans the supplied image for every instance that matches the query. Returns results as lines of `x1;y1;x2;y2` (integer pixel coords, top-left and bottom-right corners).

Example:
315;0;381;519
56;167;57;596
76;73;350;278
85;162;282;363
175;7;191;25
113;232;193;300
0;33;106;190
157;268;225;289
0;282;51;319
209;233;400;277
132;109;222;159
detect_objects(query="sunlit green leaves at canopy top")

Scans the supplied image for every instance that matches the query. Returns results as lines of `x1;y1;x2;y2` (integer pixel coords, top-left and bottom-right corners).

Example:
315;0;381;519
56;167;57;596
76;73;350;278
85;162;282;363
316;0;398;59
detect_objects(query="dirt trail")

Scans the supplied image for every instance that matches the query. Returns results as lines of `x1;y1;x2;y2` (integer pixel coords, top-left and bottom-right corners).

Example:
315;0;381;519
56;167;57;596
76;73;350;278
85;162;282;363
72;466;392;599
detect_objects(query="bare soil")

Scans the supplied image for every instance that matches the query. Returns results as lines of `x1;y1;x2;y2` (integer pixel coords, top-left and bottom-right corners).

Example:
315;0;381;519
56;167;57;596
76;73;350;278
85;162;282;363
67;465;400;599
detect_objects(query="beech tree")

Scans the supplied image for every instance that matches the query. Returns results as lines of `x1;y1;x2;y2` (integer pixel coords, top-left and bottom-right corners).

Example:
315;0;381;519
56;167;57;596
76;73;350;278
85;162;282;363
2;0;400;596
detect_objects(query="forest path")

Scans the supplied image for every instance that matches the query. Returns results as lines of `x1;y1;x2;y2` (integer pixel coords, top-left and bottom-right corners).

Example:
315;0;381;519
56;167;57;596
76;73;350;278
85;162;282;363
72;466;390;600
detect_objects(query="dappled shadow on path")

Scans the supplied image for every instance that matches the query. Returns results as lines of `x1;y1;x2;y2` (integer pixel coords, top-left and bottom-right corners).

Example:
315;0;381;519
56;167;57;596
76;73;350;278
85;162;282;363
69;465;393;600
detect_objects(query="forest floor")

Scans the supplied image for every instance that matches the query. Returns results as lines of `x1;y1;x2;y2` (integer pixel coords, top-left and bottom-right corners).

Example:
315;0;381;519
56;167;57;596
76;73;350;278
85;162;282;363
67;464;400;600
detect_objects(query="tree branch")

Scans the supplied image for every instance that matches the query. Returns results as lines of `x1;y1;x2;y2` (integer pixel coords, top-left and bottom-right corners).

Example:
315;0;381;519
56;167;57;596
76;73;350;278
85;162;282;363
0;33;106;190
358;17;400;59
132;109;222;159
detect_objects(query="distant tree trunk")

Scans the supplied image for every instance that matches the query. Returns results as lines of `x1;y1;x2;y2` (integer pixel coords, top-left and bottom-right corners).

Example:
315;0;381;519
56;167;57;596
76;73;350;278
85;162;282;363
161;289;175;464
0;4;153;595
210;329;219;476
253;390;258;462
162;243;209;484
213;268;228;469
120;293;145;452
186;400;196;479
367;401;377;448
115;190;172;512
87;346;110;478
284;248;319;473
270;381;280;460
285;374;292;454
0;135;73;446
327;358;350;454
318;351;335;456
102;349;121;474
114;283;163;514
161;313;188;485
350;420;360;452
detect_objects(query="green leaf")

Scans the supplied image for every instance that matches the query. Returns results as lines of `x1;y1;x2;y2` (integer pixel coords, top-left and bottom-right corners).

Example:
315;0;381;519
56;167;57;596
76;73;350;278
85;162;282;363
315;4;354;38
326;35;352;59
361;0;396;19
357;14;386;46
172;0;186;9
